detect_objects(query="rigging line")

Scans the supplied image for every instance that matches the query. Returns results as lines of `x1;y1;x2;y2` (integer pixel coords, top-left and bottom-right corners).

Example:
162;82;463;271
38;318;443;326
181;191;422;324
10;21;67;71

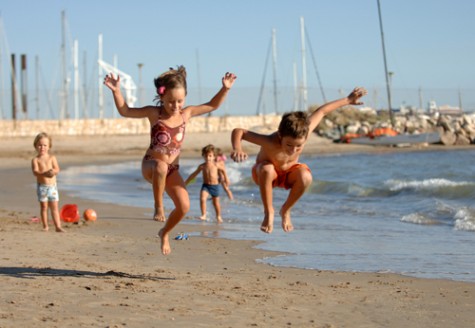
304;26;327;103
43;48;63;119
256;38;272;116
82;59;99;119
39;60;56;119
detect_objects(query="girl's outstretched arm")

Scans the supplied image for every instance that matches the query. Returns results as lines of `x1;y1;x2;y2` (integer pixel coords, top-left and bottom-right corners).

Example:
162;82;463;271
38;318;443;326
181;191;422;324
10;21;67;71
188;72;237;117
308;87;367;132
104;73;150;118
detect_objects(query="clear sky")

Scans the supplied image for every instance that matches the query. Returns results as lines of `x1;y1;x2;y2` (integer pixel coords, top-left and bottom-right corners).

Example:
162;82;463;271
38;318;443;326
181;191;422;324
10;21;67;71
1;0;474;118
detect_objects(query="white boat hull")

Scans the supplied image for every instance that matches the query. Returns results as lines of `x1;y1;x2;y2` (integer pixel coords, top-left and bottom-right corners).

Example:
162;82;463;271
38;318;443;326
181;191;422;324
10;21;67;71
349;132;441;146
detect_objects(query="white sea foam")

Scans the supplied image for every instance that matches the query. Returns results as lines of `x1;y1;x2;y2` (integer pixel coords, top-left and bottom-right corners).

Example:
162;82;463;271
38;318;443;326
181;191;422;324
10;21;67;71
401;213;440;225
454;208;475;231
386;178;470;191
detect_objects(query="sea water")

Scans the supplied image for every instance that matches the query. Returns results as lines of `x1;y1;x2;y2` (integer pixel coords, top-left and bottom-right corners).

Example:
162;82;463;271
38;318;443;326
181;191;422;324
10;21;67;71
60;149;475;282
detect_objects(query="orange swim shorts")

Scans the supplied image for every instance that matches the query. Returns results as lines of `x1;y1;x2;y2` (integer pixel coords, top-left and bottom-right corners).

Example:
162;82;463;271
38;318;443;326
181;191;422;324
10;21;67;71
252;163;311;190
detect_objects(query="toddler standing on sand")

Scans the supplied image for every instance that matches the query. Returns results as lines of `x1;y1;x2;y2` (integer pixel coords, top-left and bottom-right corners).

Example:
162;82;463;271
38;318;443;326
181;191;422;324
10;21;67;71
231;87;367;233
185;144;230;223
104;66;236;255
31;132;65;232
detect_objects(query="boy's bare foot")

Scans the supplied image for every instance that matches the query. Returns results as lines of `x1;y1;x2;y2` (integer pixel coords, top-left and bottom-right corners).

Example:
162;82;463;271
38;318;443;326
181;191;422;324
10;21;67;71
55;227;66;233
157;229;171;255
260;213;274;233
217;216;223;223
280;209;294;232
153;207;166;222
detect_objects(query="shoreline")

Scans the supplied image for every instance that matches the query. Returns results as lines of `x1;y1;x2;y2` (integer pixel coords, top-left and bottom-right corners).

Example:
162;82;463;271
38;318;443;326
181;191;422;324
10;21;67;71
1;133;475;327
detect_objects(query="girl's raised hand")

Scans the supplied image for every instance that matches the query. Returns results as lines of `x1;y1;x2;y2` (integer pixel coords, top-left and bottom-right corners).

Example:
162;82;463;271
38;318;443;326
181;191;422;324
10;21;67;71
222;72;237;90
347;87;367;105
103;73;121;92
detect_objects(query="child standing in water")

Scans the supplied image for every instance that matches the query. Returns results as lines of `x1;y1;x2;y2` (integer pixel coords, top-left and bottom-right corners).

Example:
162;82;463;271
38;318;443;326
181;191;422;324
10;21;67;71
31;132;65;232
216;147;233;200
185;145;230;223
104;66;236;255
231;87;367;233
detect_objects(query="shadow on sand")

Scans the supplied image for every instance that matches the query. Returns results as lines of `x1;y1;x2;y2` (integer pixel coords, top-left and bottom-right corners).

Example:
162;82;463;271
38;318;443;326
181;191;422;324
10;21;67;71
0;266;175;281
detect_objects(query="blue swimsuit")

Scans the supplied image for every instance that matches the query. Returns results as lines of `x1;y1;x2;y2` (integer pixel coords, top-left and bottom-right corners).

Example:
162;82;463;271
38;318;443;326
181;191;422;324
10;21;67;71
201;183;220;198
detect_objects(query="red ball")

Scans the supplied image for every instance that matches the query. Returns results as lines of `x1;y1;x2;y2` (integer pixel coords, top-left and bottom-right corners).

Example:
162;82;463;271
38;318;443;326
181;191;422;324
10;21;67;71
83;209;97;222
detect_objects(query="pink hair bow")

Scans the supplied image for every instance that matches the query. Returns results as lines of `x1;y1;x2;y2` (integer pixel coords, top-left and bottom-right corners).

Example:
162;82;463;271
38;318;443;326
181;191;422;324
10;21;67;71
158;86;166;95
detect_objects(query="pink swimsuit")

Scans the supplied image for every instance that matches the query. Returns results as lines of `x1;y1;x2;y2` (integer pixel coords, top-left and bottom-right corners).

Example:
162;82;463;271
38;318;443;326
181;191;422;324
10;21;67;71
144;109;186;177
149;111;186;155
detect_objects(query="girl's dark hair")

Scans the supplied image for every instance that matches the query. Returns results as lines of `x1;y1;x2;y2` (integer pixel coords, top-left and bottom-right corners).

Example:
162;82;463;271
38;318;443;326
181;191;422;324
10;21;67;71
153;65;187;104
278;111;310;139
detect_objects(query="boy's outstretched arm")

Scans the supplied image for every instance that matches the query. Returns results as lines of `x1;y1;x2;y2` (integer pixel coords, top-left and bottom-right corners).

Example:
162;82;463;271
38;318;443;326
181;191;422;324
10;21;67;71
185;166;202;185
308;87;367;132
231;128;270;162
230;128;249;162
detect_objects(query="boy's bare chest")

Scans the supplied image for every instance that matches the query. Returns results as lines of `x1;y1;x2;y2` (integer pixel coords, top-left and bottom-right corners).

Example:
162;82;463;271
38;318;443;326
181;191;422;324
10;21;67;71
203;162;218;175
37;156;53;169
260;149;300;170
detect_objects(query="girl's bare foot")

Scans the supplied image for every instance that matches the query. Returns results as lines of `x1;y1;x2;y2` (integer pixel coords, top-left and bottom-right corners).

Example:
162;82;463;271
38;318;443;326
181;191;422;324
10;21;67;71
280;209;294;232
260;213;274;233
217;216;223;223
42;226;49;232
153;207;166;222
157;229;171;255
55;227;66;233
199;214;207;221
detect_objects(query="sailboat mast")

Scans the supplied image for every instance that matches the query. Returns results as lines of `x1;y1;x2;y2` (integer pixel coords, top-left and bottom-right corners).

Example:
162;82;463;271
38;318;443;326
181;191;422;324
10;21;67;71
61;10;68;120
35;56;40;118
255;38;271;115
300;17;308;112
98;33;104;119
293;62;299;111
195;49;203;104
271;28;278;114
73;39;79;119
458;89;463;112
376;0;395;127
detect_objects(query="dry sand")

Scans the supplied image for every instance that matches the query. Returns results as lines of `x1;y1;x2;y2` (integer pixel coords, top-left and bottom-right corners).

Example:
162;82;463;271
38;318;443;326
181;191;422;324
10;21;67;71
0;132;474;328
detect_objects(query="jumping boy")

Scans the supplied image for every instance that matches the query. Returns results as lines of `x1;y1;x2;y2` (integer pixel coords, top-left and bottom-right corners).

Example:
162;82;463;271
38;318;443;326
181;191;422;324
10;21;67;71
230;87;367;233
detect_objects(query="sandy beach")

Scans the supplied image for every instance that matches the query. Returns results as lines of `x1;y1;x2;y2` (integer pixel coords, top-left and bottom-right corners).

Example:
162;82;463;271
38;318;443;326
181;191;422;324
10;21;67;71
1;132;474;328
